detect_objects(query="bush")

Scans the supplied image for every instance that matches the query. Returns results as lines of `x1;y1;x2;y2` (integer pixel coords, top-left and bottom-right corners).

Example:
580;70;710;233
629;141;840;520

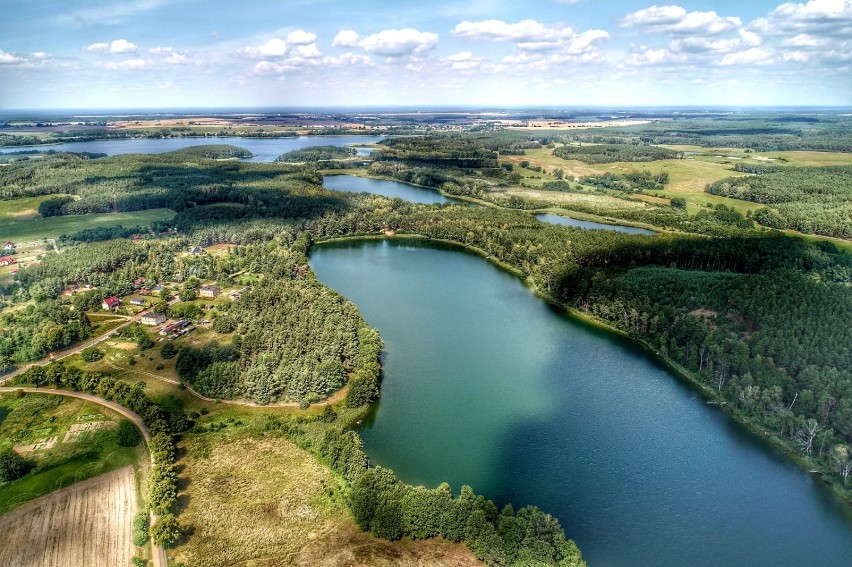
81;347;104;362
160;342;177;359
0;449;31;482
132;512;149;546
117;419;142;447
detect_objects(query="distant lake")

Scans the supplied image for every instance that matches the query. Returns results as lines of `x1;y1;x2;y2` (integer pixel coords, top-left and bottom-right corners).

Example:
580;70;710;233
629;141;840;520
323;174;462;205
536;212;656;235
312;238;852;567
0;135;383;162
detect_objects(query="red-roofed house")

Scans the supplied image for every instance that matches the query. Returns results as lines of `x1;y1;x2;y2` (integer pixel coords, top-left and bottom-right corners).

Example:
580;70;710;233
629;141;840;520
102;296;120;310
0;256;15;267
3;242;15;250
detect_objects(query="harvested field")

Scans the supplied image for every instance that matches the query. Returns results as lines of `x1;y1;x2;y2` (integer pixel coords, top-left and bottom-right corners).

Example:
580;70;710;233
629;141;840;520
0;466;138;567
171;433;481;567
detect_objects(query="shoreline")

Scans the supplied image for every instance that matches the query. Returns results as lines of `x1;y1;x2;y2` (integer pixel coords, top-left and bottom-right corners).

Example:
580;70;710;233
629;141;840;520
311;233;852;507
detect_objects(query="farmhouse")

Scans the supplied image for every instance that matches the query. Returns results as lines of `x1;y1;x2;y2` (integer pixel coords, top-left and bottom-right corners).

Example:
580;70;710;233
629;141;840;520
140;312;167;326
129;297;147;306
3;242;15;250
0;256;15;267
102;296;120;310
200;284;220;298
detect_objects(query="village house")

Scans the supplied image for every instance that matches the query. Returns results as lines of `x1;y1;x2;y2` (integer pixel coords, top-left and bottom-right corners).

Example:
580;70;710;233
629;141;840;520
190;246;203;255
140;312;167;326
102;296;120;310
129;297;147;306
3;242;15;250
199;284;220;298
0;256;16;267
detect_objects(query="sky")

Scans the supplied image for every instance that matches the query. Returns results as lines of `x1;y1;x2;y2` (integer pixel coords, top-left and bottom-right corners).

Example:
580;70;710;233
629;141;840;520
0;0;850;109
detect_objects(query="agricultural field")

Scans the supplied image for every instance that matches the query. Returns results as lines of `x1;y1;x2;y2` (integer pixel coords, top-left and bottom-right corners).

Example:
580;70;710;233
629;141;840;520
0;207;175;242
170;430;481;567
505;146;852;216
0;466;138;567
0;393;141;514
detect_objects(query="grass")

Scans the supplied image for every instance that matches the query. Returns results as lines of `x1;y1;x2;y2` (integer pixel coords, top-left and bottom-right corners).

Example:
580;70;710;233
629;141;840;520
0;393;141;515
0;194;75;220
169;428;480;567
0;208;175;242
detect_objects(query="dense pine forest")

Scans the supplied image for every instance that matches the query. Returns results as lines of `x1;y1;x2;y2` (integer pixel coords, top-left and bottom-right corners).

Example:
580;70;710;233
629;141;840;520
706;166;852;238
1;129;851;564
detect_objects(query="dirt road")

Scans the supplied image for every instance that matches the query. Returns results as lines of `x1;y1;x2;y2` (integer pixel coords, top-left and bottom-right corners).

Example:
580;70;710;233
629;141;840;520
0;387;167;567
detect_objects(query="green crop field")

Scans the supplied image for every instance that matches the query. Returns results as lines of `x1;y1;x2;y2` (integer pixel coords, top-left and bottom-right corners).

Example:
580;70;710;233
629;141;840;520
0;208;175;242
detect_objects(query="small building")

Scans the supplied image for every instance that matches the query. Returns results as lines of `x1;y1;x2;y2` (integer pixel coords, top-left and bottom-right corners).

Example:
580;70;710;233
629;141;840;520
133;277;146;288
0;256;15;267
102;296;120;310
199;285;220;298
151;284;165;293
140;312;167;326
3;242;15;250
129;297;147;306
190;246;203;255
228;286;252;301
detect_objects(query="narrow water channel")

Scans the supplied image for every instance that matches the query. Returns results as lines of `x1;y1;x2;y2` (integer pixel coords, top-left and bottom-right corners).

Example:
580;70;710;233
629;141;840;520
322;174;460;205
311;238;852;567
535;212;656;235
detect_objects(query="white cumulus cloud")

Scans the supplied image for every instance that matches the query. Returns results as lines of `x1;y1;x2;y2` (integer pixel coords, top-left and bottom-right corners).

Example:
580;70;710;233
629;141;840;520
719;47;773;65
358;28;438;57
332;29;361;47
621;5;741;35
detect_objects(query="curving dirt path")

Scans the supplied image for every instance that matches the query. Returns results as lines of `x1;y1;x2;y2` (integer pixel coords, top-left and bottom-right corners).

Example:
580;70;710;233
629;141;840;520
0;387;167;567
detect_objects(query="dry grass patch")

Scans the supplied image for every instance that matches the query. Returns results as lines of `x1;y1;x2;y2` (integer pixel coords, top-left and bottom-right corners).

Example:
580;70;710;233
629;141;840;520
505;188;647;210
171;433;481;567
0;466;138;567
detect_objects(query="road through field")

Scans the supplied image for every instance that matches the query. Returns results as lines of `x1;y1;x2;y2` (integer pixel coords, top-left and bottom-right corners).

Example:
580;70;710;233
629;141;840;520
0;387;166;567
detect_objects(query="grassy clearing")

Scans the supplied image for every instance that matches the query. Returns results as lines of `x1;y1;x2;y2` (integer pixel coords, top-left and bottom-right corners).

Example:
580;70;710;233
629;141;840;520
0;393;141;515
0;208;175;242
170;429;480;567
0;194;75;220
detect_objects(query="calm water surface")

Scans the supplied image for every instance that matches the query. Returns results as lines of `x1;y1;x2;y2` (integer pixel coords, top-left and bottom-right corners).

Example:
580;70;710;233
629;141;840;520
311;239;852;567
323;175;460;205
536;213;655;235
0;135;382;162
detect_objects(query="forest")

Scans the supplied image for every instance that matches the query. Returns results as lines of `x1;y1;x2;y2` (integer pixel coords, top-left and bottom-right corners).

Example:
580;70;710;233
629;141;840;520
275;145;356;162
706;166;852;239
552;143;680;164
554;115;852;152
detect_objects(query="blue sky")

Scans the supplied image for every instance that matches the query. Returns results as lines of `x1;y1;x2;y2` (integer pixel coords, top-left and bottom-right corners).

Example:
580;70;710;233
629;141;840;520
1;0;850;108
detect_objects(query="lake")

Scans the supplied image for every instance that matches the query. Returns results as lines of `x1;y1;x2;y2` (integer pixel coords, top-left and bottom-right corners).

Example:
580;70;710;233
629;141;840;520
323;175;459;205
536;213;656;235
311;238;852;567
0;135;383;162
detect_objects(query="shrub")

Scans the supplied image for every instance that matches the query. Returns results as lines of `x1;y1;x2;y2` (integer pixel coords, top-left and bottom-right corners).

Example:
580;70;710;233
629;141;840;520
132;512;149;546
81;347;104;362
0;449;32;482
117;419;142;447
